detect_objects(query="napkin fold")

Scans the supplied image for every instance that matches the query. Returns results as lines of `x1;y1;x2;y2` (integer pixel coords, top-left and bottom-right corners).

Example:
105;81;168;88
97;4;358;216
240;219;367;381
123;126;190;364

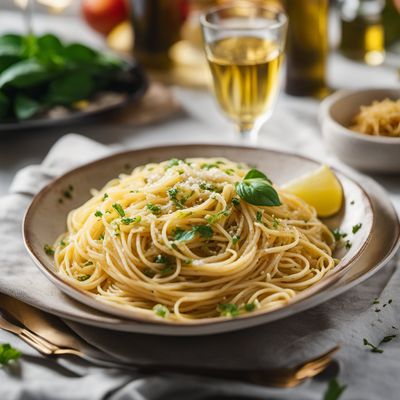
1;134;400;400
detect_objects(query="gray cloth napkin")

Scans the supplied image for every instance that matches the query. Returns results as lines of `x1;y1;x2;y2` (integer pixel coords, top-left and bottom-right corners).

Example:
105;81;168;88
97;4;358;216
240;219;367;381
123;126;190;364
1;133;400;400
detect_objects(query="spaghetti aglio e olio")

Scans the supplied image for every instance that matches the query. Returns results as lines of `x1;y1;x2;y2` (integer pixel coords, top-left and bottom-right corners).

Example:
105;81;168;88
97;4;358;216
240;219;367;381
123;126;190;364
53;157;336;322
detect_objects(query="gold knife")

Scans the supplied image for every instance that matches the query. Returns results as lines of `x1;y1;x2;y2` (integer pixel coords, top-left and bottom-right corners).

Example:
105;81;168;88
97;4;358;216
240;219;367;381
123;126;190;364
0;293;86;350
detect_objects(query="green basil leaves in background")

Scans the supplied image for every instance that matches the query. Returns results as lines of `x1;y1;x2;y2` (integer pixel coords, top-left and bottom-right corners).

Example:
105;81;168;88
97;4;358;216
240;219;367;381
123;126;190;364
0;33;128;121
236;169;281;207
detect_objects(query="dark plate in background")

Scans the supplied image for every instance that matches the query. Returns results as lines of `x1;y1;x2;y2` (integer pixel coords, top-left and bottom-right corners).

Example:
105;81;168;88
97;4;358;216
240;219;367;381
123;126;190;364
0;61;148;133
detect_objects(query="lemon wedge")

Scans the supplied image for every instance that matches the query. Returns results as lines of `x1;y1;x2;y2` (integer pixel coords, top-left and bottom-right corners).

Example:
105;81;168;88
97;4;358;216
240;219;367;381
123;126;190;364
282;165;343;217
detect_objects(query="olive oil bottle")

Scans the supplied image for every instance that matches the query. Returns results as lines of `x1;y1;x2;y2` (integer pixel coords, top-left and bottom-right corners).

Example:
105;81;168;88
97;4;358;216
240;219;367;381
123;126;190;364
339;0;385;65
283;0;329;98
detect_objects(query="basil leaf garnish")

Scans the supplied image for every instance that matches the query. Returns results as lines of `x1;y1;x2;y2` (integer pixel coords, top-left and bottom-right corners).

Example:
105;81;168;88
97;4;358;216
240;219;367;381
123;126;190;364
236;169;281;206
243;169;271;183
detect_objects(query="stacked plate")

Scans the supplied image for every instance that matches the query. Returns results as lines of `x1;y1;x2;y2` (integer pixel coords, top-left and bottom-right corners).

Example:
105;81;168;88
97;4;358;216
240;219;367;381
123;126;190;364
23;145;400;335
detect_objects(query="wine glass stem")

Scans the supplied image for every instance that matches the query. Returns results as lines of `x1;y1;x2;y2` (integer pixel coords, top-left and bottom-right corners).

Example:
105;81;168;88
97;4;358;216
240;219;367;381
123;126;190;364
22;0;35;35
238;121;259;144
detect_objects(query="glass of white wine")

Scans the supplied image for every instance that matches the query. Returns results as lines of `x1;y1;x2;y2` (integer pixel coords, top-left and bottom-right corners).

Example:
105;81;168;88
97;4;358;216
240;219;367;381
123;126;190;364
200;4;287;142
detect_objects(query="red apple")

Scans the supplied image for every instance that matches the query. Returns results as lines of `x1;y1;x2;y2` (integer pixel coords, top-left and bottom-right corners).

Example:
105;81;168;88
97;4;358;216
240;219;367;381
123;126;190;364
82;0;129;36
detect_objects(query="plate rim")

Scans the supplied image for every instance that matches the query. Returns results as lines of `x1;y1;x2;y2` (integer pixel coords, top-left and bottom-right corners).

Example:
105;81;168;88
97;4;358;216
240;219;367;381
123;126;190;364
23;143;381;330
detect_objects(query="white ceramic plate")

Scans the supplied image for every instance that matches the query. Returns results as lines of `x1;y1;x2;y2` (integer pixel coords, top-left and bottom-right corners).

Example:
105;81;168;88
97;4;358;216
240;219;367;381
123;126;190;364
23;144;383;335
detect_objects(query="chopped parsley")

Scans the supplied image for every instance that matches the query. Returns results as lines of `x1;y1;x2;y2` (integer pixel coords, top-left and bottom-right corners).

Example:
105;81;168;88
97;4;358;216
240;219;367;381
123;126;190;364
244;303;256;312
352;223;362;234
112;203;125;217
167;188;184;209
224;168;234;175
143;268;156;278
155;254;170;264
199;182;216;191
59;240;67;247
272;217;280;228
363;338;383;353
98;233;105;241
218;303;239;317
165;158;181;169
44;244;54;256
232;235;240;245
381;335;396;343
147;203;161;215
332;229;347;241
345;240;352;249
201;163;219;170
0;344;21;367
102;193;109;201
153;304;169;318
231;197;240;207
256;211;263;223
77;275;91;281
121;216;141;225
372;298;379;305
206;209;230;224
94;210;103;218
160;265;175;276
323;378;347;400
174;225;213;242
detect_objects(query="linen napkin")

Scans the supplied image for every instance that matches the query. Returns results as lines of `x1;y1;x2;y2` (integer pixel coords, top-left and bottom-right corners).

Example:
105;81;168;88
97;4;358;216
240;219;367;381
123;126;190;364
1;133;400;400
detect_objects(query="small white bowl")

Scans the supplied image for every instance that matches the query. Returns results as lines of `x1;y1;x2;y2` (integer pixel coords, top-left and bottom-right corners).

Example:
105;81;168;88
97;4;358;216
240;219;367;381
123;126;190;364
319;88;400;174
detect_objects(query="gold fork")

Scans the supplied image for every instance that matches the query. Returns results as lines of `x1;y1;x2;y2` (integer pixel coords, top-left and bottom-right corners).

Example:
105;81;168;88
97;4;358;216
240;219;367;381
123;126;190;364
0;312;339;387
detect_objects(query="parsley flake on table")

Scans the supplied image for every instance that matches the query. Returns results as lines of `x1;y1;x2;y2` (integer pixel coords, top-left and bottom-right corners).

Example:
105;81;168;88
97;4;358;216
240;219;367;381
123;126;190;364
363;338;383;353
323;378;347;400
0;343;21;367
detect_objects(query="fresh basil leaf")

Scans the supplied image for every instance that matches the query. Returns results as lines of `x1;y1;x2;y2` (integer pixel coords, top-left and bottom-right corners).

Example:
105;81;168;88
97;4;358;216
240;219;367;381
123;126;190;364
0;34;24;49
0;54;21;75
0;59;49;89
236;179;281;206
63;43;98;63
244;168;272;183
46;70;94;105
14;94;40;120
21;34;39;59
36;34;64;63
0;343;21;367
323;378;346;400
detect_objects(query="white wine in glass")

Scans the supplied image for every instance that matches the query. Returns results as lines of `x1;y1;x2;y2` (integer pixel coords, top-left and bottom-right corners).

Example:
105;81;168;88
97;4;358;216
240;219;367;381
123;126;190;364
201;5;287;142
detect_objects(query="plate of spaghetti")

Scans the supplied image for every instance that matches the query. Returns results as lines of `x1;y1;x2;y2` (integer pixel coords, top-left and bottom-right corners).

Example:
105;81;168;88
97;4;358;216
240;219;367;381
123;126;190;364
23;144;375;334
